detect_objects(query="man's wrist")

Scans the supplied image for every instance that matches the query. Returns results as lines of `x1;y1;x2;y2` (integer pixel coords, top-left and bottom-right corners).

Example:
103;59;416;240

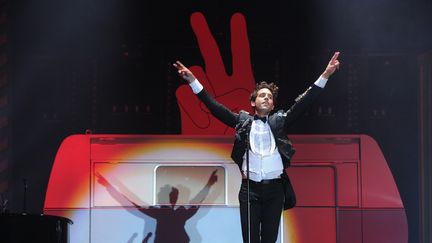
186;76;196;84
314;76;328;88
189;79;204;94
321;71;331;79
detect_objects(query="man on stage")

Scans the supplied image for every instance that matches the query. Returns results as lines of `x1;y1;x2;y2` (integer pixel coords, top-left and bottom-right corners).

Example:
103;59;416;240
174;52;340;243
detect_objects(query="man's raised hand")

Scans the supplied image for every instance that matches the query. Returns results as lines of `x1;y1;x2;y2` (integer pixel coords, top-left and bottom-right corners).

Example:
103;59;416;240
322;52;341;79
173;61;196;84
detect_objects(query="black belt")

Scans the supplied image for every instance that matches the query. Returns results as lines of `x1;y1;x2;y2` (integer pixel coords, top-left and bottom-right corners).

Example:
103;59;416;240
242;178;282;185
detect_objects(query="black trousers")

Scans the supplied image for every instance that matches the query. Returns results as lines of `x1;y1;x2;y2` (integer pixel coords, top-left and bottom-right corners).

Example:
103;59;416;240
238;179;284;243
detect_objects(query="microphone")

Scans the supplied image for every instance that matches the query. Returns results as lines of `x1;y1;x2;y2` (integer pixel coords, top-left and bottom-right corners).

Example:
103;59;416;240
236;118;252;134
241;118;252;129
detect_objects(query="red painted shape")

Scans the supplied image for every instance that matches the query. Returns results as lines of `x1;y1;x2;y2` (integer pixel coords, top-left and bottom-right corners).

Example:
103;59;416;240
287;134;407;243
336;163;359;207
44;134;408;243
338;209;363;243
44;135;90;209
362;209;408;243
176;12;255;135
288;166;336;206
289;207;337;243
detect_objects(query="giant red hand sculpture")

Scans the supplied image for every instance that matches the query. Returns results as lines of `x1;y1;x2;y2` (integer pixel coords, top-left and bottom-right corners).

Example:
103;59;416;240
176;12;255;135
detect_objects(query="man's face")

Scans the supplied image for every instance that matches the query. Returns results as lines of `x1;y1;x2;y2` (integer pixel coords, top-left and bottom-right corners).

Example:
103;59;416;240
251;88;274;115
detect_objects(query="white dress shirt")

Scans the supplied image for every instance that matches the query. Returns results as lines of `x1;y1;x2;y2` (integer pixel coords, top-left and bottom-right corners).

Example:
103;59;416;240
242;118;284;182
188;76;328;181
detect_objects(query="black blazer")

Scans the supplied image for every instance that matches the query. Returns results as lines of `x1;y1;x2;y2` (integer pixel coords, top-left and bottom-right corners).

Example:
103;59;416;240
196;84;323;209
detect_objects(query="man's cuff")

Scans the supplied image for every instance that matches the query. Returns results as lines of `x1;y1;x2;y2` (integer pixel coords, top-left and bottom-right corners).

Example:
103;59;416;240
314;76;328;88
189;79;204;94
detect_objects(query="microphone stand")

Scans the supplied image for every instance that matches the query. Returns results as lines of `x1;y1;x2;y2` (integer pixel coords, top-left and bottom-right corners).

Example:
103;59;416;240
237;117;252;243
245;126;251;243
22;179;27;214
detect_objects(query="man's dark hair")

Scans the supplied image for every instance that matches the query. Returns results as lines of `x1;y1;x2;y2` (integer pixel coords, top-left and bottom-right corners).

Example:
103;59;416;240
249;81;279;103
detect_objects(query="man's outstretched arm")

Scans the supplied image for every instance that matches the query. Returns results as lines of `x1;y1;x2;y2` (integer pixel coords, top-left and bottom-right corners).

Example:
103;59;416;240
284;52;341;125
321;52;341;79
